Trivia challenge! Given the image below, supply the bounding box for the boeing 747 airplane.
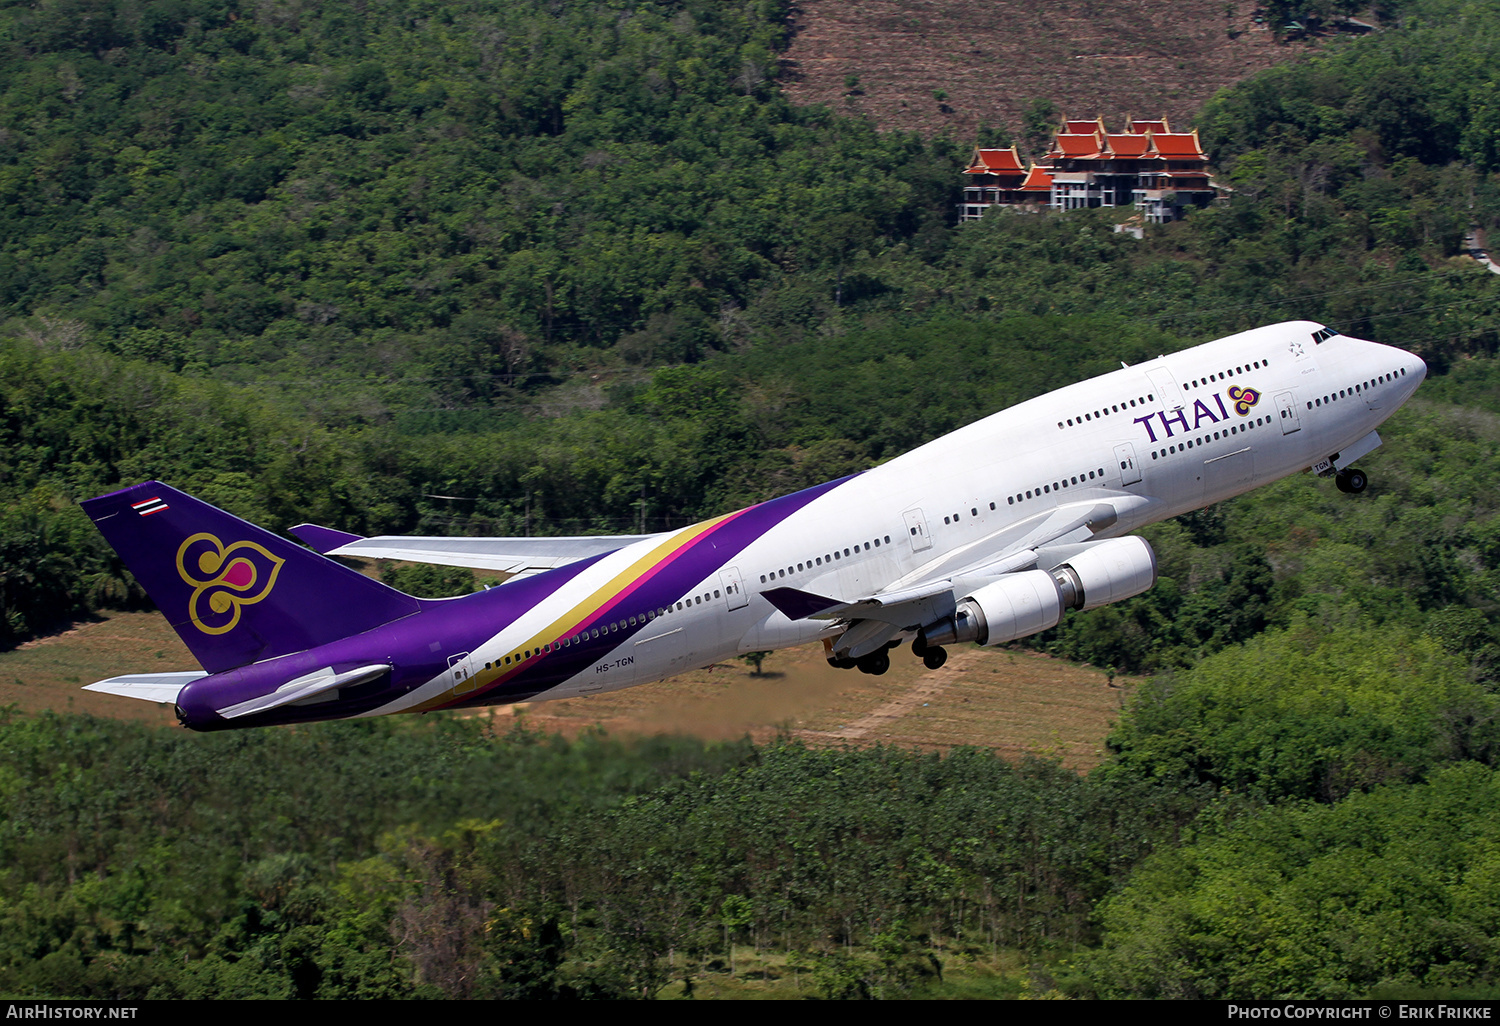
[80,321,1425,730]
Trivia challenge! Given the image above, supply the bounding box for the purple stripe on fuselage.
[442,473,860,708]
[180,473,859,728]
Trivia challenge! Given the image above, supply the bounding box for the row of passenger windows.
[759,536,893,584]
[1058,395,1154,430]
[944,504,995,524]
[1307,368,1408,410]
[1054,354,1274,432]
[1183,358,1269,390]
[483,586,732,672]
[1007,467,1108,505]
[1149,416,1268,459]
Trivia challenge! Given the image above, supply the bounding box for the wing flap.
[760,587,847,620]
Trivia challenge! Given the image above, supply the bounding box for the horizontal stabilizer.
[217,663,391,720]
[84,671,207,704]
[288,523,364,554]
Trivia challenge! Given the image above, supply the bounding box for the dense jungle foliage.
[5,0,1500,1000]
[0,713,1201,998]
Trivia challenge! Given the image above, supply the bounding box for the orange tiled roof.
[1061,116,1106,136]
[1105,133,1151,158]
[1126,118,1171,134]
[1020,165,1054,191]
[963,146,1026,175]
[1152,131,1206,159]
[1050,134,1104,159]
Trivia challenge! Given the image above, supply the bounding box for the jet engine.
[918,536,1157,649]
[1049,535,1157,611]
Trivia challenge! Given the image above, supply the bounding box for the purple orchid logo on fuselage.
[1132,385,1261,443]
[175,532,285,635]
[1227,385,1261,415]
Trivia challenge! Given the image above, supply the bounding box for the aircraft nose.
[1410,353,1428,383]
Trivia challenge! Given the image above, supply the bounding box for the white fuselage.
[377,321,1425,714]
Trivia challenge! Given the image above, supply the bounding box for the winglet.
[289,523,365,554]
[760,586,846,621]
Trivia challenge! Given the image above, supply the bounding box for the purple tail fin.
[82,482,421,673]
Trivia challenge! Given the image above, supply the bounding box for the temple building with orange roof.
[958,145,1053,219]
[960,116,1224,225]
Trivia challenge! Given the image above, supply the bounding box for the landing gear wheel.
[830,657,858,670]
[922,646,948,671]
[857,651,891,676]
[1336,467,1369,494]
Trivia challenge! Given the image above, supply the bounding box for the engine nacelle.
[920,569,1064,648]
[1051,536,1157,611]
[917,537,1158,649]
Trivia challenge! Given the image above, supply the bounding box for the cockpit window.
[1311,326,1341,344]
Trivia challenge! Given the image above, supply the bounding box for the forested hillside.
[4,0,1500,1000]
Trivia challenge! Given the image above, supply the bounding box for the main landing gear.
[920,645,948,670]
[1335,467,1369,494]
[848,643,948,674]
[833,638,945,675]
[911,634,948,671]
[848,643,947,674]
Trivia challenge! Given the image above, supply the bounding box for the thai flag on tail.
[132,496,169,516]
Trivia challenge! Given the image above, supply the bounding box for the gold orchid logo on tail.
[176,533,285,634]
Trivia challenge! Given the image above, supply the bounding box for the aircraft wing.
[288,526,664,578]
[762,496,1157,625]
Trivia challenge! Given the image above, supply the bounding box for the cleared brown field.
[1,610,1132,770]
[783,0,1338,140]
[0,613,188,726]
